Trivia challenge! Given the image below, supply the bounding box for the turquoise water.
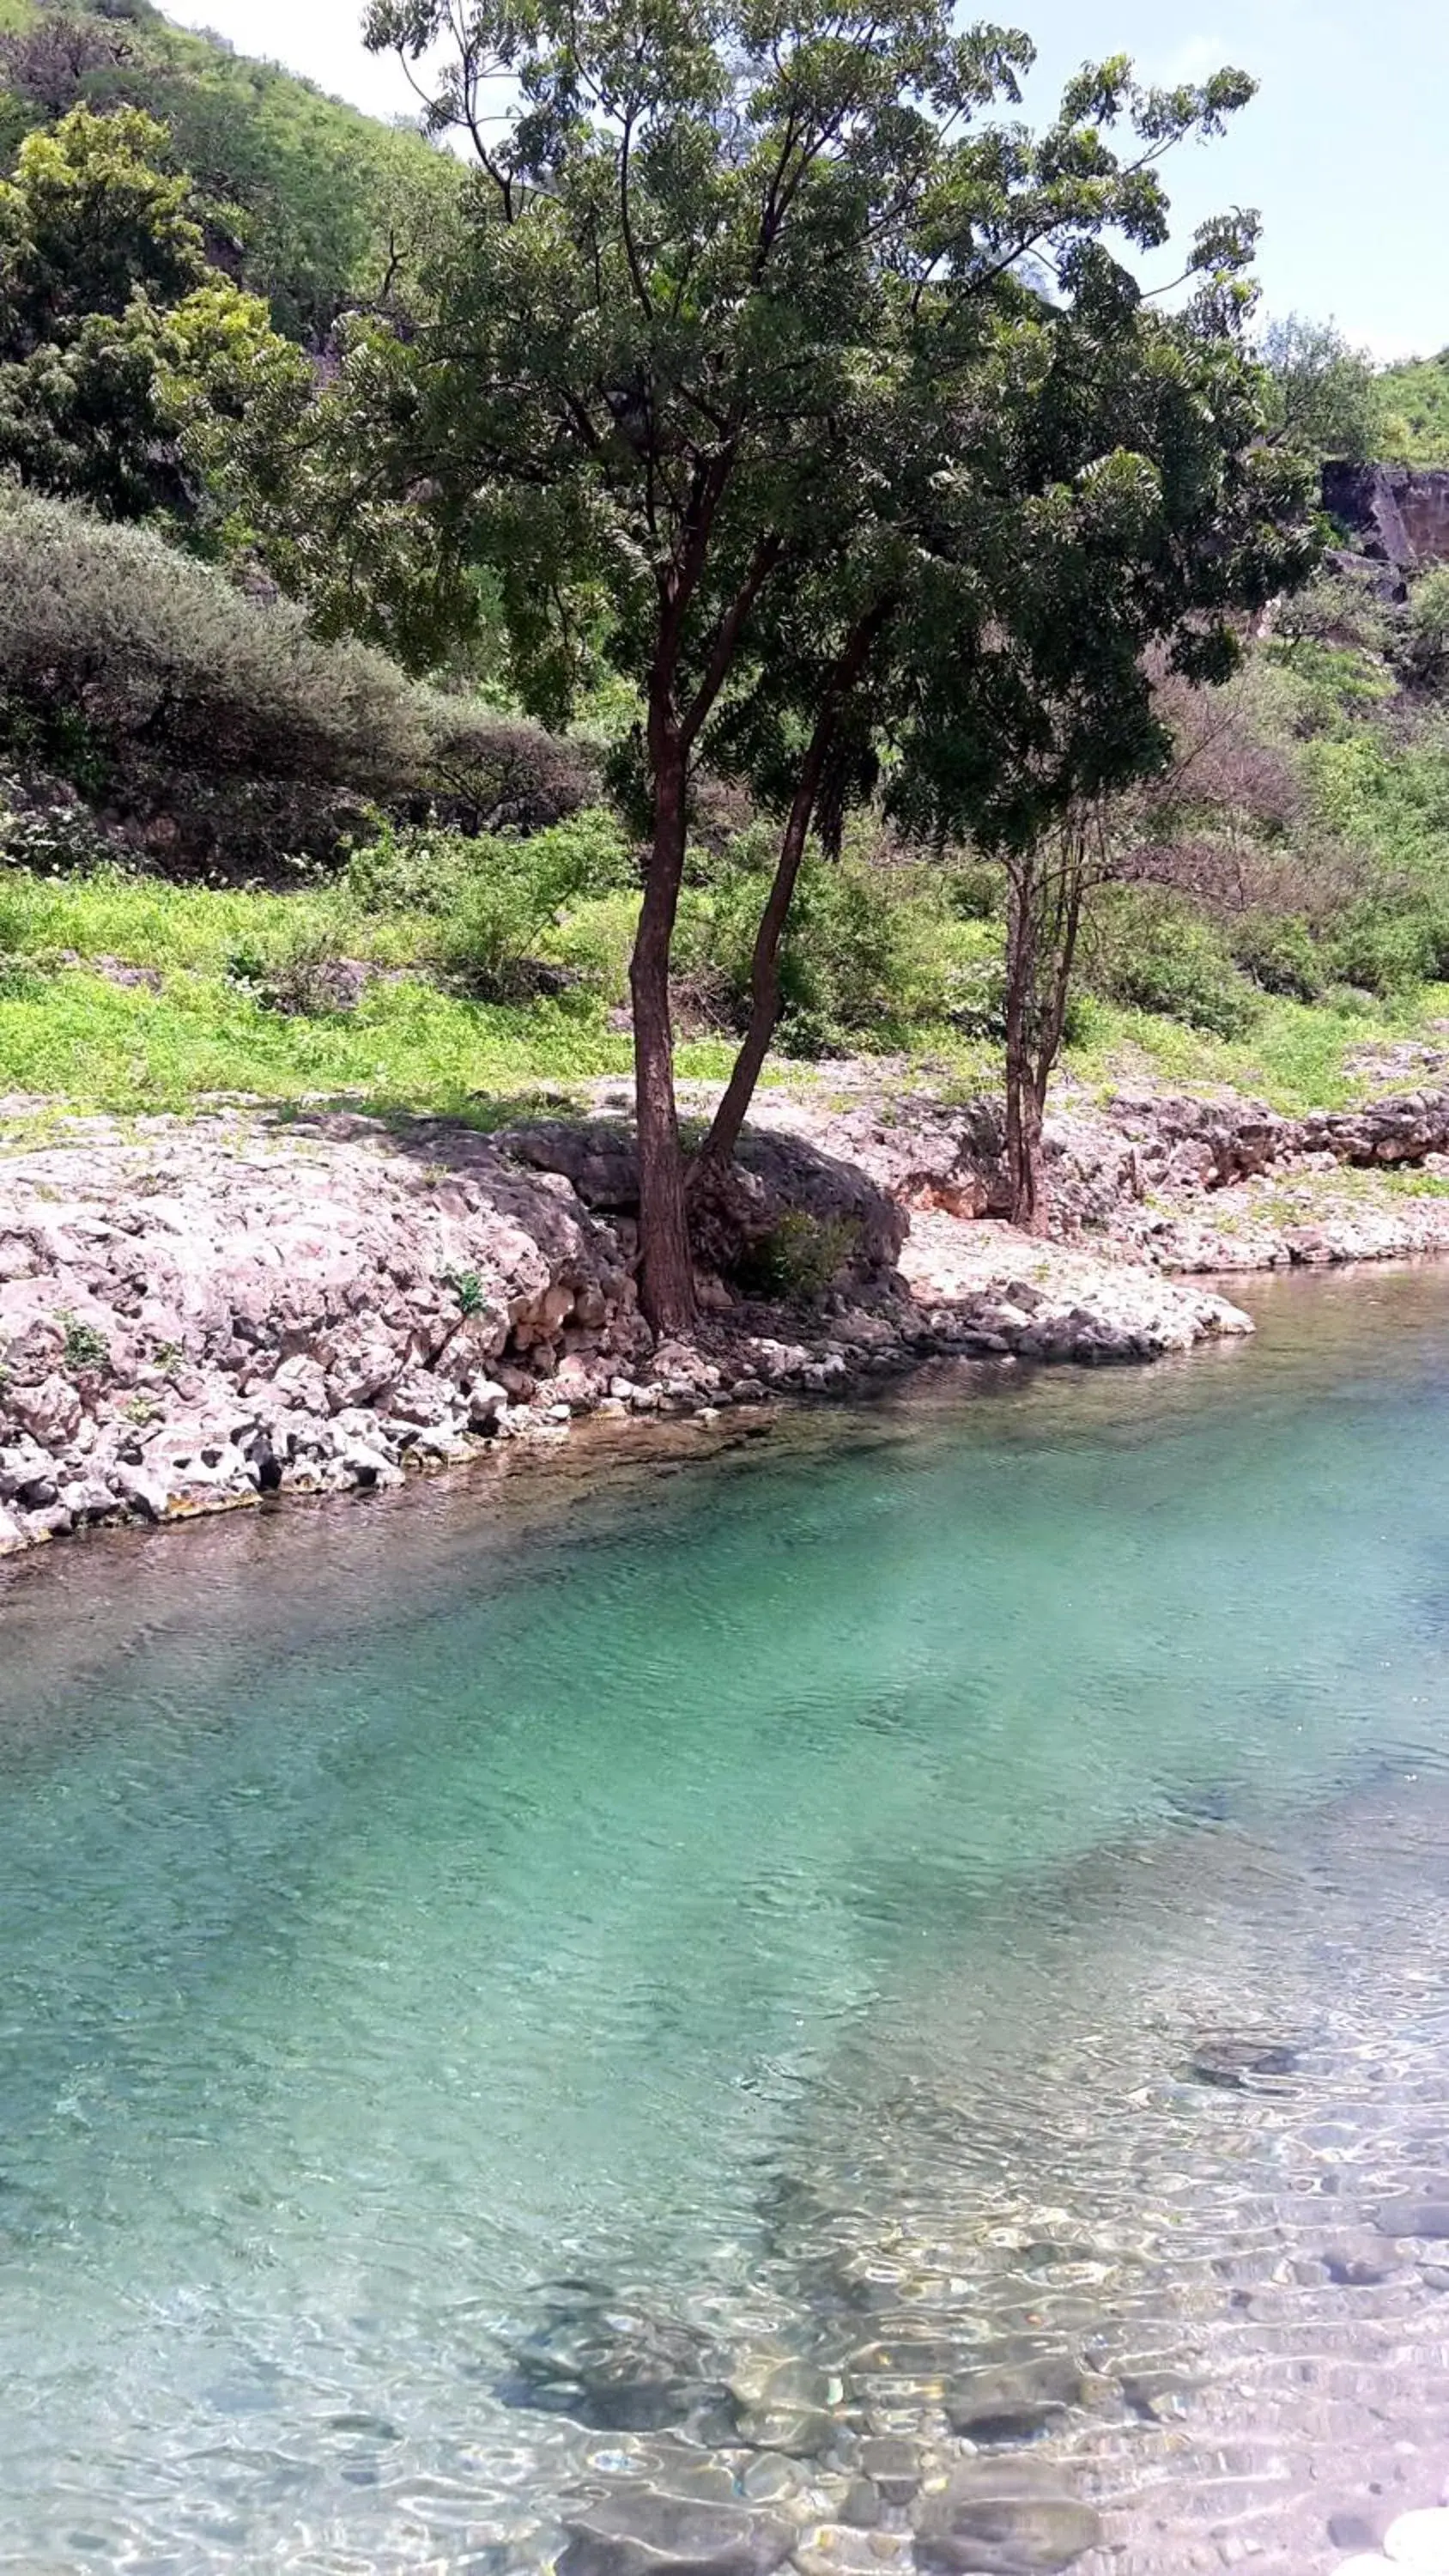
[6,1269,1449,2569]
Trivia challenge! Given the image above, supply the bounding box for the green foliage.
[734,1211,859,1303]
[0,101,318,522]
[677,841,958,1057]
[1397,568,1449,693]
[0,483,449,841]
[1374,351,1449,466]
[0,2,462,342]
[1228,911,1328,1000]
[1086,888,1259,1035]
[58,1307,109,1369]
[0,102,204,345]
[441,1265,486,1317]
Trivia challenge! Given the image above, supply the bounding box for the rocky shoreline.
[6,1062,1449,1558]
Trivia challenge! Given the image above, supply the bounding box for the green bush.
[1397,568,1449,693]
[346,809,633,920]
[1321,897,1448,995]
[1086,888,1259,1036]
[682,841,952,1054]
[0,489,597,871]
[0,484,430,787]
[1229,912,1329,1001]
[734,1210,859,1300]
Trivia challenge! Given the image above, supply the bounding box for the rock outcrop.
[1322,460,1449,582]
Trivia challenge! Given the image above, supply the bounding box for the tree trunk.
[1003,858,1046,1230]
[1003,828,1088,1233]
[694,769,816,1177]
[693,605,890,1178]
[631,742,696,1336]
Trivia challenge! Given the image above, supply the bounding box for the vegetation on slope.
[0,0,458,339]
[1375,355,1449,468]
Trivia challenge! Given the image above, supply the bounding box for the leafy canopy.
[349,0,1265,733]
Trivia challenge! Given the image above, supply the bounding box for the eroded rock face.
[1322,462,1449,577]
[0,1110,651,1554]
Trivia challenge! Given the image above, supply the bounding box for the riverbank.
[7,1057,1449,1557]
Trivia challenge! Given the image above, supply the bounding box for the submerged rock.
[857,2436,923,2504]
[1375,2196,1449,2241]
[944,2354,1085,2442]
[557,2490,794,2576]
[913,2462,1102,2573]
[730,2354,840,2457]
[1185,2033,1300,2087]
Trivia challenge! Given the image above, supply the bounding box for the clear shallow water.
[7,1270,1449,2570]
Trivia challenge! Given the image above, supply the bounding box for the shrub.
[1229,912,1329,1001]
[343,818,477,918]
[1085,888,1259,1036]
[421,698,597,832]
[1397,568,1449,694]
[1322,897,1449,995]
[734,1211,859,1300]
[683,840,952,1054]
[0,484,431,788]
[0,488,603,871]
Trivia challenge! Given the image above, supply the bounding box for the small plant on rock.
[736,1212,859,1303]
[441,1267,485,1318]
[59,1311,110,1372]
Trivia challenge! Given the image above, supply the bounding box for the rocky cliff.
[1322,460,1449,582]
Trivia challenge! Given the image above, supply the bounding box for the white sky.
[175,0,1446,362]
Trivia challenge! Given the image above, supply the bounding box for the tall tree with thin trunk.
[357,0,1270,1330]
[886,274,1318,1224]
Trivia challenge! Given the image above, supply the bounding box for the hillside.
[0,0,458,338]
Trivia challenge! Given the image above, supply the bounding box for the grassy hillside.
[0,0,458,338]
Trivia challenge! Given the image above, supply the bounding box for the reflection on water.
[4,1265,1449,2571]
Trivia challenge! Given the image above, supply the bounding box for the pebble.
[1385,2511,1449,2569]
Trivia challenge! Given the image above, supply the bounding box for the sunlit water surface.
[7,1268,1449,2572]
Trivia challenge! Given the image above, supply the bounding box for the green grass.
[0,862,436,973]
[3,859,1448,1123]
[897,987,1449,1116]
[0,963,750,1116]
[1061,991,1449,1112]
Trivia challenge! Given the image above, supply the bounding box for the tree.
[1259,313,1378,464]
[0,103,312,524]
[358,0,1294,1329]
[0,104,205,350]
[888,307,1316,1221]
